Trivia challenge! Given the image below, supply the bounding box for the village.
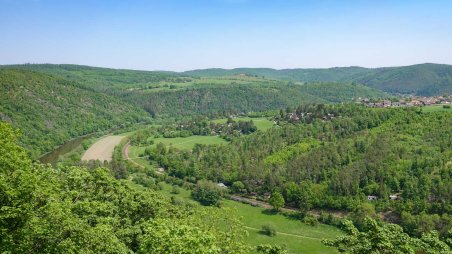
[357,95,452,108]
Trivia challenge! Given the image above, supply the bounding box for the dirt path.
[122,141,145,169]
[82,136,124,161]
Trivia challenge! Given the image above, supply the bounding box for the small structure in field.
[367,195,378,201]
[217,183,227,188]
[389,194,400,200]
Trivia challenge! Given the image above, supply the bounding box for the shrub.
[260,224,277,237]
[157,181,165,190]
[303,215,319,226]
[171,185,181,194]
[231,181,245,193]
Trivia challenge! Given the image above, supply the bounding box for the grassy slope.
[211,117,275,131]
[158,182,340,254]
[0,69,148,158]
[421,104,452,112]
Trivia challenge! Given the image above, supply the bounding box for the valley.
[1,63,451,254]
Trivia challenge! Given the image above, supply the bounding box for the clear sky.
[1,0,452,71]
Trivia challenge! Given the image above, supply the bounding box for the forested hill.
[1,64,388,117]
[0,69,149,158]
[185,63,452,96]
[1,64,183,92]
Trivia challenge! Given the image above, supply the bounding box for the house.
[217,183,227,188]
[389,194,400,200]
[367,195,378,201]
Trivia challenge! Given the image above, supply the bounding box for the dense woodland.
[0,122,253,253]
[145,104,452,238]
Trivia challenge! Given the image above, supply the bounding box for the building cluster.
[357,95,451,108]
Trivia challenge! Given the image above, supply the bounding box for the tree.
[192,180,222,206]
[232,181,246,193]
[323,218,415,254]
[269,191,285,211]
[256,244,290,254]
[413,230,451,254]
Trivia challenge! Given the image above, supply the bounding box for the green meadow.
[158,182,340,254]
[422,104,451,112]
[211,117,274,131]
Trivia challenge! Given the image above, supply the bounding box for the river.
[39,134,92,165]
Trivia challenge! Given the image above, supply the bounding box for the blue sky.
[1,0,452,71]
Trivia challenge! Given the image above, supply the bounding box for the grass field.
[151,135,228,150]
[422,105,451,113]
[127,136,228,167]
[157,183,340,254]
[211,117,274,131]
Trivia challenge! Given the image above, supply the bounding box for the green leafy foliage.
[147,104,452,237]
[323,218,415,253]
[0,122,250,253]
[192,180,224,206]
[269,191,285,211]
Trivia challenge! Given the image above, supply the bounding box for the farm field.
[211,117,274,131]
[81,135,125,161]
[157,182,340,254]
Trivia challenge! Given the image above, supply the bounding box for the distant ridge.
[184,63,452,96]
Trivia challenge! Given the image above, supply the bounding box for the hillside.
[1,64,388,117]
[120,82,387,117]
[1,64,185,92]
[146,104,452,238]
[185,66,371,82]
[0,69,148,158]
[351,63,452,95]
[185,63,452,96]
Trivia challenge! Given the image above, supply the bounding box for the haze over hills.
[185,63,452,96]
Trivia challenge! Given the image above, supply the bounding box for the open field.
[126,135,227,167]
[422,104,452,112]
[151,135,228,150]
[81,135,124,161]
[157,182,340,254]
[126,145,152,168]
[211,117,274,131]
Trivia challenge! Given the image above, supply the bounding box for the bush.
[303,215,318,226]
[171,185,181,194]
[231,181,245,193]
[132,173,155,188]
[260,224,277,237]
[443,105,451,109]
[157,181,165,190]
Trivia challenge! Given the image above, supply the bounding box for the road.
[81,136,124,161]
